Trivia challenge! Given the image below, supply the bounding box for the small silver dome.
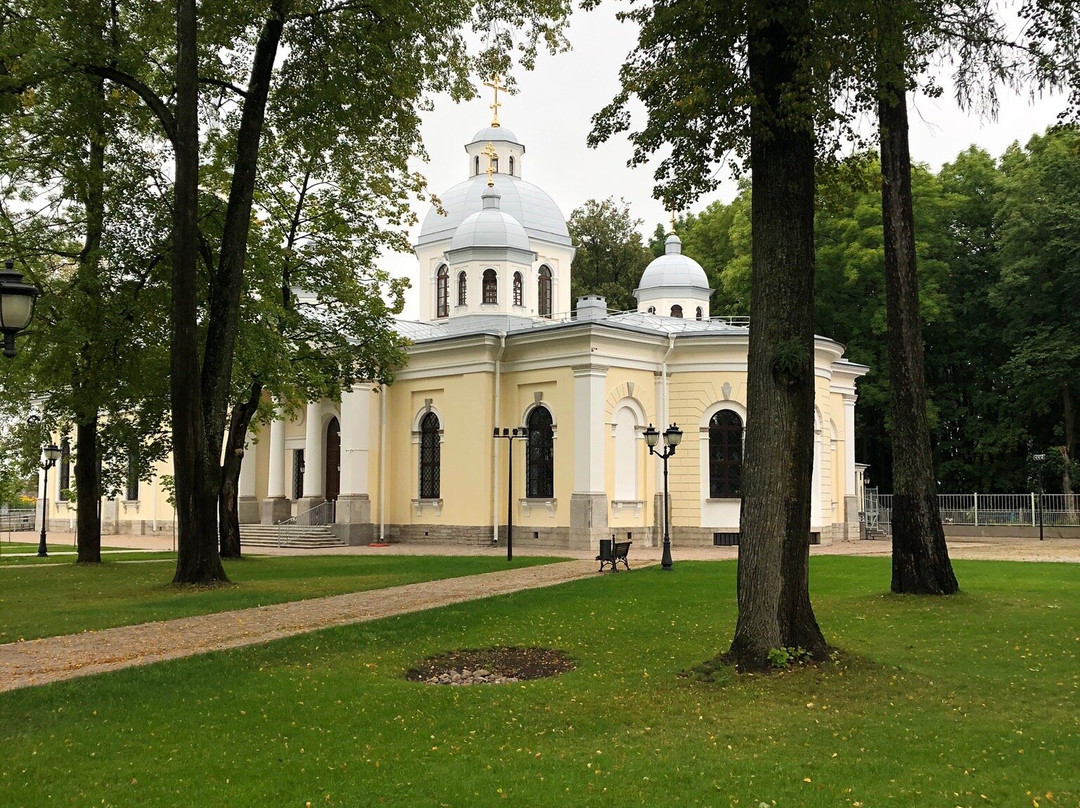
[469,125,521,145]
[449,190,531,252]
[637,234,709,290]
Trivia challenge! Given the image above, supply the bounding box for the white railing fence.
[869,492,1080,530]
[0,509,36,532]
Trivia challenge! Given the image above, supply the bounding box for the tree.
[568,197,653,311]
[0,0,172,563]
[591,0,836,668]
[993,128,1080,508]
[3,0,574,582]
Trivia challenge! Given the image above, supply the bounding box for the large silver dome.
[637,234,709,290]
[418,174,571,247]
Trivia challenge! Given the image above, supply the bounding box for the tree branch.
[83,65,177,145]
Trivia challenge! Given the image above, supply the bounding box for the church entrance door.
[325,417,340,503]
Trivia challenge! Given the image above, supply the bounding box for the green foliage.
[766,645,813,668]
[567,198,653,312]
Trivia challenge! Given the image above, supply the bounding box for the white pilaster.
[238,432,257,498]
[572,365,608,493]
[303,400,325,498]
[843,393,858,496]
[339,386,372,496]
[267,416,286,498]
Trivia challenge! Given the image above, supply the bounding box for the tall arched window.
[513,272,523,306]
[538,265,553,318]
[474,156,480,176]
[482,268,498,304]
[436,265,449,318]
[419,412,441,499]
[709,410,743,498]
[58,438,71,501]
[457,271,467,306]
[492,157,499,173]
[526,407,554,498]
[695,307,703,320]
[670,304,683,318]
[508,156,515,175]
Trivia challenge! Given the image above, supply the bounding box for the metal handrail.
[273,500,335,546]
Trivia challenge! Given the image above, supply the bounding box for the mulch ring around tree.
[406,646,575,686]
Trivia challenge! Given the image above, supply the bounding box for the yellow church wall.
[499,365,575,529]
[603,369,660,534]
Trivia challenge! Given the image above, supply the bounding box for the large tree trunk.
[172,0,225,584]
[74,412,101,563]
[199,11,284,531]
[727,0,826,670]
[219,379,263,558]
[878,70,958,595]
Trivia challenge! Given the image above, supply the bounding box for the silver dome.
[637,234,709,290]
[450,190,531,252]
[469,125,521,145]
[418,174,571,247]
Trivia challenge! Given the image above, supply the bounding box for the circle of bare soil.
[405,646,575,684]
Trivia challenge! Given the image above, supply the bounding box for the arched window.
[126,442,139,501]
[58,438,71,501]
[474,156,480,176]
[436,265,449,318]
[709,410,743,498]
[670,304,683,318]
[538,265,553,318]
[482,268,498,304]
[647,306,656,314]
[457,271,467,306]
[513,272,523,306]
[419,412,441,499]
[492,157,499,173]
[508,156,515,175]
[526,407,554,498]
[696,307,703,321]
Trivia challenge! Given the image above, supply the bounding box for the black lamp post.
[644,422,683,570]
[493,427,528,561]
[0,259,40,358]
[37,442,62,557]
[1033,453,1047,542]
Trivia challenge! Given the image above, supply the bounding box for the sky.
[384,5,1067,320]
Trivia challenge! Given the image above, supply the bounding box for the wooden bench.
[597,538,632,572]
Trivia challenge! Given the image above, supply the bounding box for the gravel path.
[0,559,599,693]
[2,536,1077,694]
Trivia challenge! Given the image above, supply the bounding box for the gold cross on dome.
[670,209,678,235]
[483,142,498,187]
[483,75,505,127]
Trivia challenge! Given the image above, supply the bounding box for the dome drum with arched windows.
[635,234,712,319]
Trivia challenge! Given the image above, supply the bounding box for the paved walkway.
[1,532,1077,693]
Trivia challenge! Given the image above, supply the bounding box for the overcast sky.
[385,5,1066,319]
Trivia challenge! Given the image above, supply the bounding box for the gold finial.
[669,209,678,235]
[483,142,498,187]
[483,75,505,127]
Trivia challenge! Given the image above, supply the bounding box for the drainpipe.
[492,332,507,543]
[661,333,676,429]
[379,386,387,542]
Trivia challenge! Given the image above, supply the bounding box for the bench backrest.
[613,541,631,556]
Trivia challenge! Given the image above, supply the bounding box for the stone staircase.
[239,523,346,549]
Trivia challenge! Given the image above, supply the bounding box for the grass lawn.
[0,554,559,642]
[1,556,1077,807]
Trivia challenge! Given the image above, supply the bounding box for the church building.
[42,108,869,550]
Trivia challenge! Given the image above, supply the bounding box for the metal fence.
[868,492,1080,530]
[0,509,36,532]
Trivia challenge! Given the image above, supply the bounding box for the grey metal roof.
[392,310,750,344]
[449,192,532,252]
[418,174,571,247]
